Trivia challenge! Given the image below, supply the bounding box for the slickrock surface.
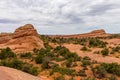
[0,66,42,80]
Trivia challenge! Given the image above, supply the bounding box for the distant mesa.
[0,24,44,53]
[90,29,106,34]
[49,29,109,38]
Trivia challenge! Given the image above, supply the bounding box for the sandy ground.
[63,43,120,64]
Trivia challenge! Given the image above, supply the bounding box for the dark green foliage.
[89,38,107,48]
[101,48,109,56]
[83,56,91,60]
[54,46,81,62]
[41,56,51,69]
[55,75,65,80]
[1,58,23,70]
[0,58,39,76]
[22,64,39,76]
[101,63,120,76]
[81,57,91,67]
[35,54,44,64]
[111,46,120,54]
[30,67,39,76]
[0,47,16,59]
[52,66,75,75]
[77,70,87,76]
[92,65,107,78]
[81,46,88,51]
[20,52,32,58]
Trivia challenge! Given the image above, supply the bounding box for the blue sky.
[0,0,120,34]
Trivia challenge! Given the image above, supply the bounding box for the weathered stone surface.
[0,24,44,53]
[13,24,38,39]
[0,66,42,80]
[90,29,106,35]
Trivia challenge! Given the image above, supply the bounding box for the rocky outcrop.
[0,66,42,80]
[0,24,44,53]
[13,24,38,39]
[0,33,12,44]
[50,29,109,38]
[90,29,106,35]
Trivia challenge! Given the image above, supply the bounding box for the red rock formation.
[13,24,38,39]
[0,24,44,53]
[50,29,109,38]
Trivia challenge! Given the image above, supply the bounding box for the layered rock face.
[13,24,38,39]
[0,24,44,53]
[90,29,106,35]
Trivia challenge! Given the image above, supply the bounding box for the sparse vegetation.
[101,48,109,56]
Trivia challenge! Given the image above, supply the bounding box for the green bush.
[101,63,120,76]
[81,46,91,51]
[1,58,23,70]
[81,60,91,67]
[55,75,65,80]
[92,65,107,78]
[30,67,39,76]
[77,70,87,76]
[20,52,32,58]
[52,67,75,75]
[101,48,109,56]
[35,54,44,64]
[0,47,16,59]
[89,38,107,48]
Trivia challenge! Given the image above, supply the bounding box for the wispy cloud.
[0,0,120,34]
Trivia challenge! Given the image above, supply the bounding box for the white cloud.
[0,0,120,34]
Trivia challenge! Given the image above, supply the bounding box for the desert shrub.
[89,38,107,48]
[1,58,23,70]
[35,54,44,64]
[54,46,80,62]
[52,67,75,75]
[81,59,91,67]
[22,64,39,76]
[42,60,49,69]
[20,52,32,58]
[54,75,65,80]
[81,46,90,51]
[72,62,77,67]
[77,70,87,76]
[108,75,117,80]
[92,65,107,78]
[30,67,39,76]
[0,47,16,59]
[65,60,72,68]
[111,46,120,54]
[83,56,91,60]
[101,48,109,56]
[101,63,120,76]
